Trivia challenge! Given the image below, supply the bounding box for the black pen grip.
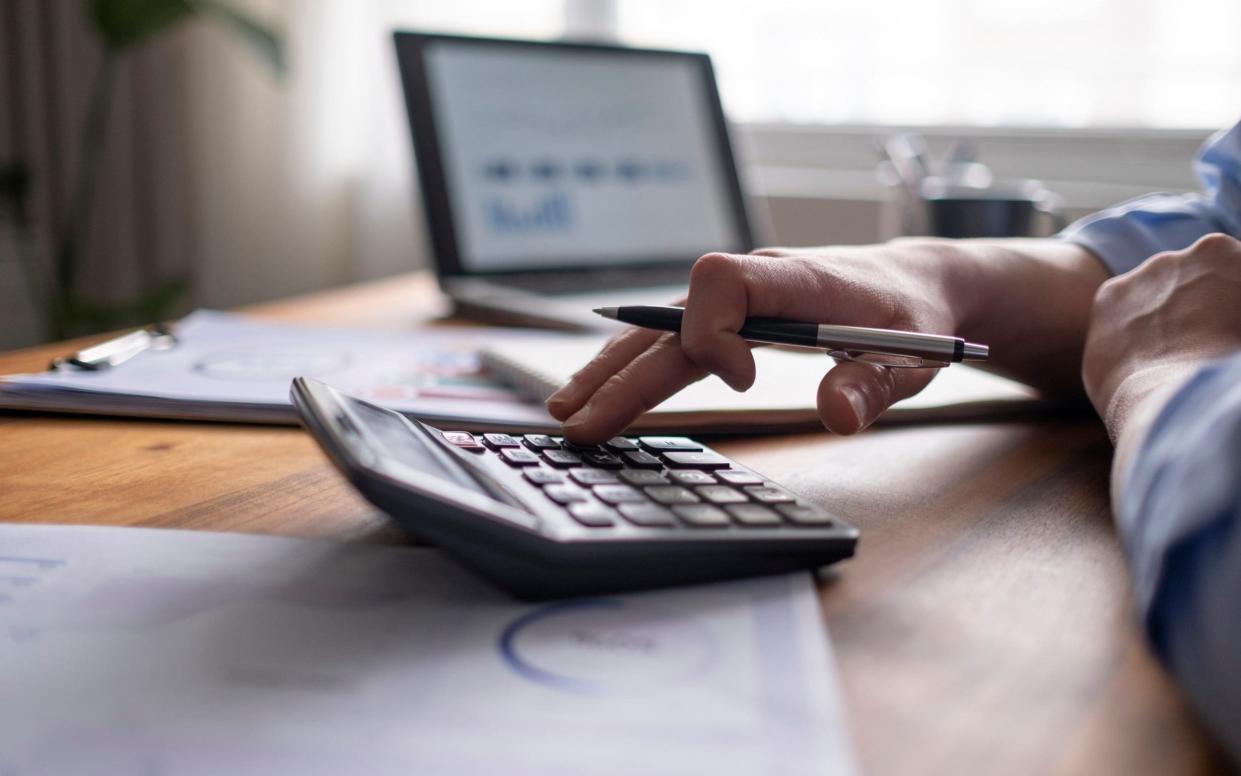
[738,317,818,347]
[614,307,818,347]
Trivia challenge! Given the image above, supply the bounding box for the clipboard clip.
[50,324,178,371]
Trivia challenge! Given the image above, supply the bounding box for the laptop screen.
[399,34,752,276]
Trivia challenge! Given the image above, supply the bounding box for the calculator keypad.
[500,448,541,466]
[694,485,749,505]
[662,451,731,470]
[620,450,663,469]
[643,486,701,505]
[667,470,715,486]
[673,504,730,527]
[726,504,783,526]
[619,470,669,486]
[541,449,583,468]
[523,469,565,485]
[569,468,619,485]
[474,433,841,534]
[618,503,677,527]
[568,502,617,527]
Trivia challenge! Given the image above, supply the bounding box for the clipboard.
[49,325,178,371]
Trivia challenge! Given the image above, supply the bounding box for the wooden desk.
[0,273,1225,775]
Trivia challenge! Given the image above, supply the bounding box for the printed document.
[0,525,856,775]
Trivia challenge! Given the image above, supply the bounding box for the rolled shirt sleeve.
[1118,352,1241,762]
[1060,120,1241,275]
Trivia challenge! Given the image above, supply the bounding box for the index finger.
[559,332,709,444]
[545,326,663,421]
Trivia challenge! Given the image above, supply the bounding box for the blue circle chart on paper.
[498,599,716,695]
[193,349,351,382]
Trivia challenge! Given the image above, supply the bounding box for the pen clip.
[826,350,949,369]
[50,324,178,371]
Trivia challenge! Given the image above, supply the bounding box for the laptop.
[393,32,756,330]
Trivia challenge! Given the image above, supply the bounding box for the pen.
[593,306,988,368]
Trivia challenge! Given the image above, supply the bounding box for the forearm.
[894,237,1110,397]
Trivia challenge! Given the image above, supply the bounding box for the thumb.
[817,361,939,434]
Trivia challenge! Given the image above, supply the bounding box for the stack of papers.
[0,524,857,775]
[0,309,1051,434]
[0,311,564,431]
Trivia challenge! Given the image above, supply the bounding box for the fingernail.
[839,385,869,431]
[546,385,581,417]
[547,383,577,406]
[564,405,592,429]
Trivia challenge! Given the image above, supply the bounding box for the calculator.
[292,378,857,598]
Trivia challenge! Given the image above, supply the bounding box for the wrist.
[883,237,981,333]
[1102,360,1201,444]
[1105,360,1202,506]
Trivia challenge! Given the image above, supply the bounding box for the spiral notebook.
[479,337,1054,435]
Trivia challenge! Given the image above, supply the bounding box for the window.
[617,0,1241,129]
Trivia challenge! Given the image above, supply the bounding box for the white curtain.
[183,0,419,310]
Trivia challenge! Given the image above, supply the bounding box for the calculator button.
[541,449,583,468]
[482,433,520,448]
[522,434,561,451]
[621,450,664,469]
[604,437,640,452]
[544,485,591,504]
[593,484,648,504]
[562,441,605,454]
[744,485,796,504]
[643,485,701,505]
[673,504,730,527]
[776,503,835,526]
[662,451,730,470]
[694,485,749,504]
[568,502,617,527]
[618,503,677,527]
[726,504,783,526]
[581,452,625,469]
[441,431,484,451]
[500,448,541,466]
[668,470,715,486]
[639,436,703,453]
[715,469,764,486]
[523,469,565,486]
[619,470,669,486]
[569,468,619,485]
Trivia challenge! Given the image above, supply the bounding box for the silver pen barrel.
[814,324,987,363]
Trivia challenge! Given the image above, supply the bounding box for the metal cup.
[920,177,1065,239]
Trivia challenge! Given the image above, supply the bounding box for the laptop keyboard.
[441,431,837,530]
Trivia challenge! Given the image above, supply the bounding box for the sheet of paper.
[482,335,1044,430]
[0,525,856,776]
[0,310,567,429]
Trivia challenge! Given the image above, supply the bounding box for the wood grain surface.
[0,273,1227,775]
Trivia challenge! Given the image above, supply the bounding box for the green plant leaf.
[88,0,194,51]
[190,0,286,76]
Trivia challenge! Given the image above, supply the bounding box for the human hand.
[547,243,964,444]
[1083,232,1241,443]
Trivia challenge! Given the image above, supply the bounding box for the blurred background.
[2,0,1239,348]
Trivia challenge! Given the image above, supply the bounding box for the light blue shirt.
[1062,119,1241,763]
